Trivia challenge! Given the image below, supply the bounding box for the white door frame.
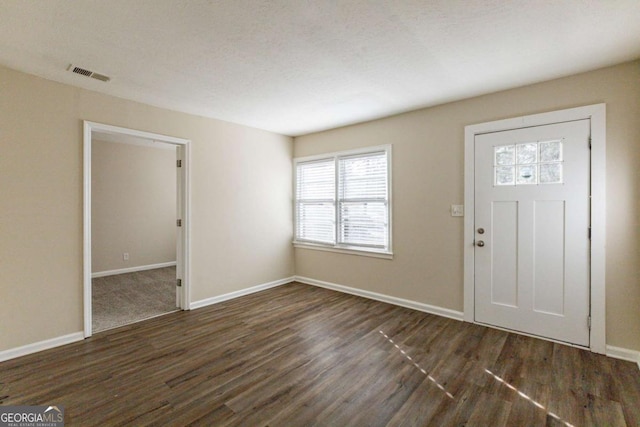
[83,121,192,338]
[463,104,606,353]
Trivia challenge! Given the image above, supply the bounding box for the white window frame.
[294,145,393,259]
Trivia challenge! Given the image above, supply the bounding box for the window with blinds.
[295,159,336,244]
[294,146,391,255]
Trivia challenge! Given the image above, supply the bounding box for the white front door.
[474,119,591,346]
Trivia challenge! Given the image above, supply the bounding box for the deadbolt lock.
[477,228,485,234]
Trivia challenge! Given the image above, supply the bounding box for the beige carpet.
[92,266,178,333]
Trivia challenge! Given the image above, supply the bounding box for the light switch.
[451,205,464,217]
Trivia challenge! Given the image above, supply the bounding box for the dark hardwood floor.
[1,282,638,426]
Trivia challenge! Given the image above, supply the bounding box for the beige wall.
[294,61,640,351]
[1,60,638,354]
[0,65,294,351]
[91,139,177,272]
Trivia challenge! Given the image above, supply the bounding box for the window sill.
[293,242,393,259]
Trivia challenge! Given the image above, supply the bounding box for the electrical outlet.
[123,252,129,261]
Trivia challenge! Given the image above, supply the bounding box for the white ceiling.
[1,1,639,136]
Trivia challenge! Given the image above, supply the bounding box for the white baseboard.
[2,276,293,362]
[5,279,635,371]
[294,276,464,321]
[607,345,640,369]
[0,332,84,363]
[190,276,295,310]
[92,261,177,278]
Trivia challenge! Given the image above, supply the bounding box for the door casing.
[83,121,192,338]
[463,104,606,353]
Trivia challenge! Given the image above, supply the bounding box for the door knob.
[476,240,485,247]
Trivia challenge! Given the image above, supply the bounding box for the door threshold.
[92,308,181,335]
[474,320,590,351]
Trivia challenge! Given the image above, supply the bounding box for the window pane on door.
[540,140,562,162]
[494,141,564,186]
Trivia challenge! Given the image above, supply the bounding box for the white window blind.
[338,152,388,248]
[294,146,391,255]
[295,159,335,244]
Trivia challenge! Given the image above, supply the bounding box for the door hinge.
[589,137,592,150]
[588,227,591,240]
[177,159,182,168]
[177,279,182,287]
[177,219,182,227]
[588,316,591,330]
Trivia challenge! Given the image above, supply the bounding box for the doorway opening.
[83,122,191,337]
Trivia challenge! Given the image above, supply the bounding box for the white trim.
[589,106,607,355]
[83,121,192,339]
[294,243,393,259]
[0,332,84,363]
[92,132,177,150]
[295,276,464,321]
[85,121,189,145]
[91,261,177,278]
[189,277,295,310]
[606,345,640,367]
[83,122,92,339]
[294,144,391,163]
[463,104,606,353]
[176,143,192,310]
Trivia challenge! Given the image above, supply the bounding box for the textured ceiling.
[1,1,639,136]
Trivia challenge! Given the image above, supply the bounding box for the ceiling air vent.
[67,64,111,82]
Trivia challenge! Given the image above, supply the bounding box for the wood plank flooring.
[1,282,638,426]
